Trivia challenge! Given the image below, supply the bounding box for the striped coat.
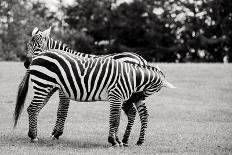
[14,50,175,146]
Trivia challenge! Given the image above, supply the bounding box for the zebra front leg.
[114,110,123,147]
[134,100,148,145]
[51,91,70,140]
[121,101,136,147]
[108,96,122,147]
[27,88,56,142]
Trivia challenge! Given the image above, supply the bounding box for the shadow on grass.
[0,134,109,149]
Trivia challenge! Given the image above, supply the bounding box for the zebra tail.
[14,70,30,128]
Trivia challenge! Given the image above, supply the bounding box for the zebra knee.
[128,105,136,116]
[143,107,149,118]
[144,109,149,122]
[122,102,136,116]
[27,105,33,115]
[137,103,149,119]
[27,105,39,117]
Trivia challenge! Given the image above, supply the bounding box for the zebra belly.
[35,69,111,102]
[30,54,113,102]
[63,86,109,102]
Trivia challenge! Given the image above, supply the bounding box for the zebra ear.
[32,27,39,36]
[41,27,51,37]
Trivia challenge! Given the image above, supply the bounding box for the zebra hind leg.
[51,91,70,140]
[121,101,136,147]
[134,100,148,145]
[27,87,57,142]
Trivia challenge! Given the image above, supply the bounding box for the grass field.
[0,62,232,154]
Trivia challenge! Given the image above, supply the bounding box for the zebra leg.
[51,91,70,140]
[107,95,122,147]
[114,110,123,147]
[134,100,148,145]
[27,87,56,142]
[121,101,137,147]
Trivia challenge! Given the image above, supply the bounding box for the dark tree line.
[0,0,231,62]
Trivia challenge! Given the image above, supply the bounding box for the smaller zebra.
[24,27,147,68]
[14,50,175,147]
[25,27,151,146]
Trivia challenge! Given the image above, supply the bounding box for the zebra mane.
[29,29,94,60]
[44,36,88,56]
[128,62,166,78]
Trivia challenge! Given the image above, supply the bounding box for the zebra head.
[154,65,176,89]
[143,65,176,96]
[27,27,51,58]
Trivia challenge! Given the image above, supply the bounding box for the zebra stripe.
[14,50,167,146]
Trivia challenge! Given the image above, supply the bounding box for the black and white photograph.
[0,0,231,154]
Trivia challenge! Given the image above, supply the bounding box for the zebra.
[14,49,175,147]
[24,27,147,68]
[25,27,151,146]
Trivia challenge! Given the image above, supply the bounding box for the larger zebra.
[14,50,175,147]
[24,27,151,145]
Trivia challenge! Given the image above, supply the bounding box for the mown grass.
[0,62,232,154]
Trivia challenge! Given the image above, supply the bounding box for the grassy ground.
[0,62,232,154]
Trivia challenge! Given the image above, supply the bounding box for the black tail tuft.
[14,71,30,128]
[24,57,32,69]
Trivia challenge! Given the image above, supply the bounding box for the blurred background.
[0,0,231,62]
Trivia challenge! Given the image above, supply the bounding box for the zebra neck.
[47,37,80,56]
[47,37,97,59]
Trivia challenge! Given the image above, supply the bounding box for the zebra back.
[30,50,164,100]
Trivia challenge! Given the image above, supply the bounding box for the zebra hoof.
[112,143,120,148]
[122,139,129,147]
[30,137,39,143]
[136,140,143,146]
[116,139,123,147]
[118,142,123,147]
[123,143,129,147]
[108,136,118,147]
[108,144,119,149]
[50,135,59,140]
[51,131,62,139]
